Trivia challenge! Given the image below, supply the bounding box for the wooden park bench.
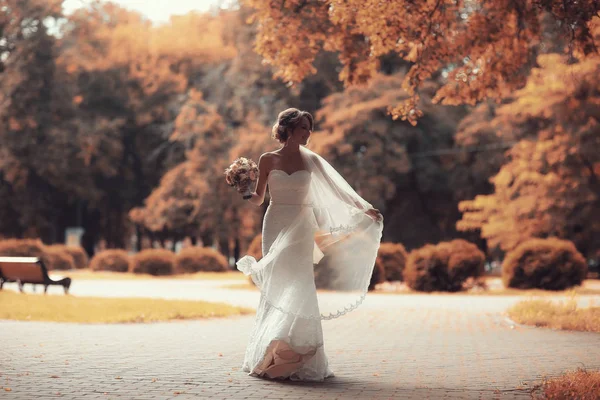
[0,257,72,294]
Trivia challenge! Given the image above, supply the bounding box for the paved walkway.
[1,280,600,399]
[7,277,598,312]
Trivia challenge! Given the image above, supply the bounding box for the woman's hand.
[365,208,383,222]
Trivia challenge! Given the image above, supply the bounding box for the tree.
[129,161,209,242]
[130,89,246,259]
[199,6,343,127]
[0,1,238,248]
[0,0,70,241]
[310,72,474,249]
[53,3,237,249]
[244,0,599,124]
[458,52,600,257]
[130,89,227,238]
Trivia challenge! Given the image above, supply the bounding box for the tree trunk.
[234,237,241,260]
[135,225,142,252]
[219,237,230,260]
[200,232,213,247]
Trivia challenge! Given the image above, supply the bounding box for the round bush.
[0,238,46,258]
[502,237,587,290]
[376,242,408,282]
[175,247,228,273]
[89,249,131,272]
[313,231,383,292]
[403,239,485,292]
[131,249,175,276]
[315,252,384,291]
[48,245,88,269]
[43,246,76,271]
[442,239,485,283]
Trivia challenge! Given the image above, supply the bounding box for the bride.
[236,108,383,381]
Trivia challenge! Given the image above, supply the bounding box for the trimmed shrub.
[403,239,485,292]
[43,246,76,270]
[315,252,384,291]
[314,231,384,292]
[313,253,334,290]
[442,239,486,283]
[502,237,587,290]
[0,238,46,258]
[89,249,131,272]
[0,239,83,270]
[376,242,408,282]
[131,249,175,276]
[48,245,88,269]
[175,247,228,273]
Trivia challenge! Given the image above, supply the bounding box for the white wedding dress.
[241,169,335,381]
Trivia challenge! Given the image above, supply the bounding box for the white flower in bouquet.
[224,157,259,197]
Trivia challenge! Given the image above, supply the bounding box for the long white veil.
[236,145,384,320]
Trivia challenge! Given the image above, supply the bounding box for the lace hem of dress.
[236,255,368,320]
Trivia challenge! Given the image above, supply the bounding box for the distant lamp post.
[65,227,85,247]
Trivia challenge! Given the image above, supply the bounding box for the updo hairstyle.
[271,108,314,143]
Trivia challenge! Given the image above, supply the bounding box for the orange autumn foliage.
[174,247,229,274]
[458,51,600,257]
[89,249,131,273]
[244,0,599,124]
[403,239,485,292]
[131,249,175,276]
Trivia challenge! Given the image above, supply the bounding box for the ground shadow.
[248,375,535,399]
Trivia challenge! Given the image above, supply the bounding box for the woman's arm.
[243,153,271,206]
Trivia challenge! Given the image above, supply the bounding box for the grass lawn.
[370,278,600,296]
[507,297,600,333]
[51,269,247,281]
[221,281,258,290]
[0,290,254,324]
[531,368,600,400]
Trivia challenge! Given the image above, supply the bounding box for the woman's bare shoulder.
[258,152,278,167]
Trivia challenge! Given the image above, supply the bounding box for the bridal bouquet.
[224,157,258,198]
